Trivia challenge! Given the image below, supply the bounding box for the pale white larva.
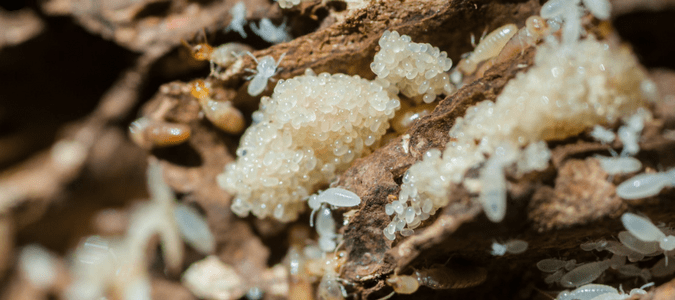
[491,239,528,256]
[556,282,653,300]
[615,170,674,200]
[650,256,675,277]
[537,258,577,273]
[315,206,338,252]
[174,203,216,254]
[616,264,651,281]
[621,213,665,243]
[595,156,642,175]
[225,2,247,38]
[558,260,611,288]
[316,187,362,208]
[245,52,286,96]
[479,143,517,223]
[589,125,615,144]
[308,187,361,227]
[621,212,675,252]
[250,18,292,44]
[458,24,518,74]
[617,231,659,255]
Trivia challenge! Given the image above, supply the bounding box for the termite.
[386,263,487,294]
[129,117,191,149]
[190,80,246,134]
[457,24,519,74]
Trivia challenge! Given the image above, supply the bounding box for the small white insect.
[537,258,577,273]
[250,18,292,44]
[621,213,675,254]
[557,282,654,300]
[608,254,626,270]
[316,206,338,252]
[245,52,286,96]
[308,187,362,227]
[601,240,644,262]
[595,156,642,175]
[580,239,608,252]
[317,255,349,300]
[458,24,518,74]
[616,264,651,281]
[491,239,528,256]
[617,231,659,255]
[559,260,611,288]
[650,255,675,277]
[173,203,216,254]
[541,0,608,44]
[545,269,566,284]
[616,168,675,199]
[479,143,517,223]
[225,2,248,38]
[590,125,616,144]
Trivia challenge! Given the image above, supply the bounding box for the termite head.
[190,79,211,100]
[526,16,549,37]
[181,37,213,61]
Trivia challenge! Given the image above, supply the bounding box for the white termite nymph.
[491,239,528,256]
[581,239,608,252]
[590,125,616,144]
[617,231,659,255]
[537,258,577,273]
[616,169,675,200]
[225,1,247,38]
[250,18,292,44]
[173,203,216,254]
[559,260,611,288]
[595,156,642,175]
[308,188,362,227]
[245,52,286,96]
[621,212,675,253]
[479,143,517,223]
[650,255,675,277]
[457,24,518,74]
[616,264,651,281]
[315,206,338,252]
[556,282,654,300]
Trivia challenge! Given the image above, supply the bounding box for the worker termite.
[556,282,654,300]
[390,101,435,134]
[621,213,675,261]
[559,260,611,288]
[456,24,519,74]
[245,52,286,96]
[190,80,246,134]
[386,263,487,295]
[474,16,550,78]
[491,239,528,256]
[182,37,252,76]
[129,117,191,149]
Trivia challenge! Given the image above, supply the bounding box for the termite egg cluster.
[386,30,653,240]
[371,30,455,104]
[218,69,399,221]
